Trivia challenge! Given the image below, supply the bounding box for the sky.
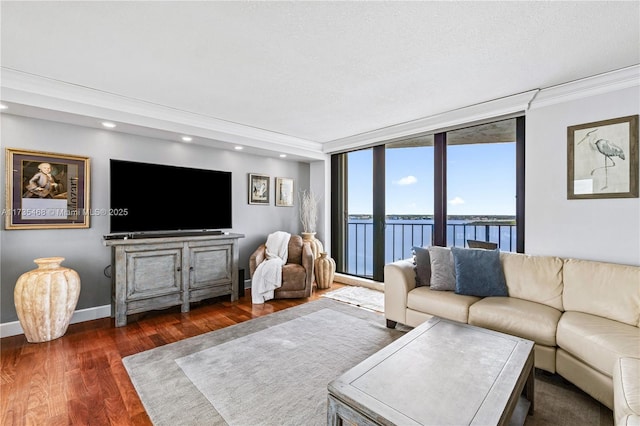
[347,142,516,216]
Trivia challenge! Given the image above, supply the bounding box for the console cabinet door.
[188,244,232,301]
[107,234,243,326]
[125,247,183,313]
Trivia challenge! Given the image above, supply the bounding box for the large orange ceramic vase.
[14,257,81,343]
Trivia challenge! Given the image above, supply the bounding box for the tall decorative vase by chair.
[315,252,336,289]
[14,257,81,343]
[301,232,323,259]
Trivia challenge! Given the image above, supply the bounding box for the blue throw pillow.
[451,247,508,297]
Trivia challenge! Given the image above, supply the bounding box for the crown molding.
[4,65,636,159]
[323,66,640,154]
[530,64,640,110]
[323,90,539,154]
[0,68,326,160]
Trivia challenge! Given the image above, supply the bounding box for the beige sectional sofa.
[384,250,640,410]
[613,357,640,425]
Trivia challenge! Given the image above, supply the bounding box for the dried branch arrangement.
[298,190,318,233]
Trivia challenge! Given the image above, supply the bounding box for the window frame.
[331,116,525,280]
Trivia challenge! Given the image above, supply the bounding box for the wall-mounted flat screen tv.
[109,159,232,234]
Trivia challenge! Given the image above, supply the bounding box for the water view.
[347,214,516,277]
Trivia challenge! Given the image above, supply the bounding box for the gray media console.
[104,233,244,327]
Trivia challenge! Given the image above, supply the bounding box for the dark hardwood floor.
[1,284,346,425]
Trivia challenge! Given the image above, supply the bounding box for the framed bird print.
[567,115,638,199]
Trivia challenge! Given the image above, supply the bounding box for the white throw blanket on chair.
[251,231,291,304]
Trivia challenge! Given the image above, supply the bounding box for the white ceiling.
[1,1,639,159]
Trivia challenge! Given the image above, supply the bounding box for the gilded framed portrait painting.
[5,148,90,229]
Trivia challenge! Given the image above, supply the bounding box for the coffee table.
[327,317,535,425]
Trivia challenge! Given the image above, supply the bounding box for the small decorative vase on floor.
[315,252,336,289]
[301,232,324,259]
[14,257,81,343]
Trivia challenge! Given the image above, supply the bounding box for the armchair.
[249,234,315,299]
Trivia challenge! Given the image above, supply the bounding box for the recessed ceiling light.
[101,121,117,128]
[279,154,287,158]
[0,104,7,110]
[234,146,243,150]
[181,136,193,142]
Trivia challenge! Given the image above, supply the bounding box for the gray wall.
[1,114,311,322]
[526,86,639,265]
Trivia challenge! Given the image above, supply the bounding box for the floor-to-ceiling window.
[346,149,373,277]
[446,120,517,250]
[332,116,524,280]
[385,136,435,264]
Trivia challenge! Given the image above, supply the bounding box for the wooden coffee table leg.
[525,366,535,415]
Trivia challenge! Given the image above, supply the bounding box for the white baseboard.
[334,273,384,292]
[0,304,112,338]
[3,279,264,338]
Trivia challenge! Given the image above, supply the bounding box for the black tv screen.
[109,159,232,234]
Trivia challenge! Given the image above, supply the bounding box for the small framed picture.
[275,177,294,207]
[567,115,638,199]
[5,148,91,229]
[248,173,270,205]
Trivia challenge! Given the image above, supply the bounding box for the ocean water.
[347,218,516,277]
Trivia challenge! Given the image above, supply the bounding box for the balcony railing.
[347,220,516,278]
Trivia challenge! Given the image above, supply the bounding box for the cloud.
[394,175,417,185]
[449,196,465,205]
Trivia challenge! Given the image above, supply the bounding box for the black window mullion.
[331,153,347,272]
[433,132,447,246]
[516,116,525,253]
[372,145,385,282]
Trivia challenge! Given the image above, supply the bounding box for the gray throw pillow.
[412,246,431,287]
[427,246,456,291]
[451,247,508,297]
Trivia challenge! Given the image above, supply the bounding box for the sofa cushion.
[452,247,508,297]
[428,246,456,291]
[563,259,640,327]
[613,357,640,426]
[557,311,640,377]
[469,297,562,346]
[500,252,564,311]
[407,286,480,324]
[412,246,431,287]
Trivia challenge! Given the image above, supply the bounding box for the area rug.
[122,298,403,426]
[321,285,384,313]
[526,372,612,426]
[123,298,613,426]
